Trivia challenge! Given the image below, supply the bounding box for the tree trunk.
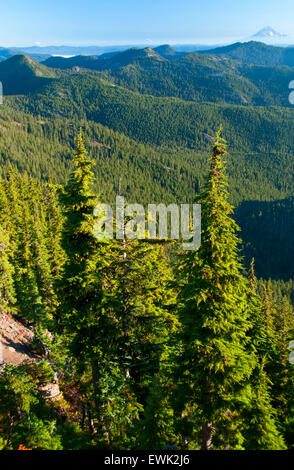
[7,414,13,447]
[81,403,85,430]
[91,359,102,419]
[87,408,97,434]
[201,421,213,450]
[91,359,100,396]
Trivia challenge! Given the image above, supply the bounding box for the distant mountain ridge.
[3,43,294,108]
[102,47,166,69]
[200,41,294,66]
[43,54,100,71]
[1,38,293,66]
[43,47,166,71]
[42,41,294,71]
[13,43,218,56]
[152,45,186,59]
[0,55,56,94]
[0,47,50,63]
[15,45,140,57]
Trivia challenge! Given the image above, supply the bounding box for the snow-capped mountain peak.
[252,26,287,39]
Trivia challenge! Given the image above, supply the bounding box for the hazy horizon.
[1,0,294,48]
[4,35,294,51]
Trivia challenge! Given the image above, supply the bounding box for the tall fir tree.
[0,226,15,315]
[5,172,52,326]
[260,283,294,447]
[242,263,286,449]
[176,130,272,449]
[57,132,121,442]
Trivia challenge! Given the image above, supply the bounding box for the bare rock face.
[39,372,62,401]
[0,312,35,366]
[0,312,61,401]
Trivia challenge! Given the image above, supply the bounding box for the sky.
[1,0,294,47]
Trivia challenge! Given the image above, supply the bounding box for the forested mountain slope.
[0,55,56,94]
[42,47,294,106]
[1,137,292,450]
[201,41,294,66]
[6,71,294,150]
[0,54,293,279]
[0,41,294,450]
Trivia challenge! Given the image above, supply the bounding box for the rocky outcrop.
[0,312,61,400]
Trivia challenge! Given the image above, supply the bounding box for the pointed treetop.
[249,258,257,287]
[76,129,86,154]
[213,126,227,156]
[70,131,95,190]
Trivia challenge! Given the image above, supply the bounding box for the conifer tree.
[115,239,178,404]
[242,360,286,449]
[176,131,256,450]
[5,173,51,326]
[43,184,65,287]
[95,204,179,444]
[57,132,119,436]
[242,264,286,449]
[0,179,10,231]
[260,284,294,446]
[136,371,178,450]
[0,226,15,315]
[0,363,62,450]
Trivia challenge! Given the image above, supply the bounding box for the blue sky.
[1,0,294,46]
